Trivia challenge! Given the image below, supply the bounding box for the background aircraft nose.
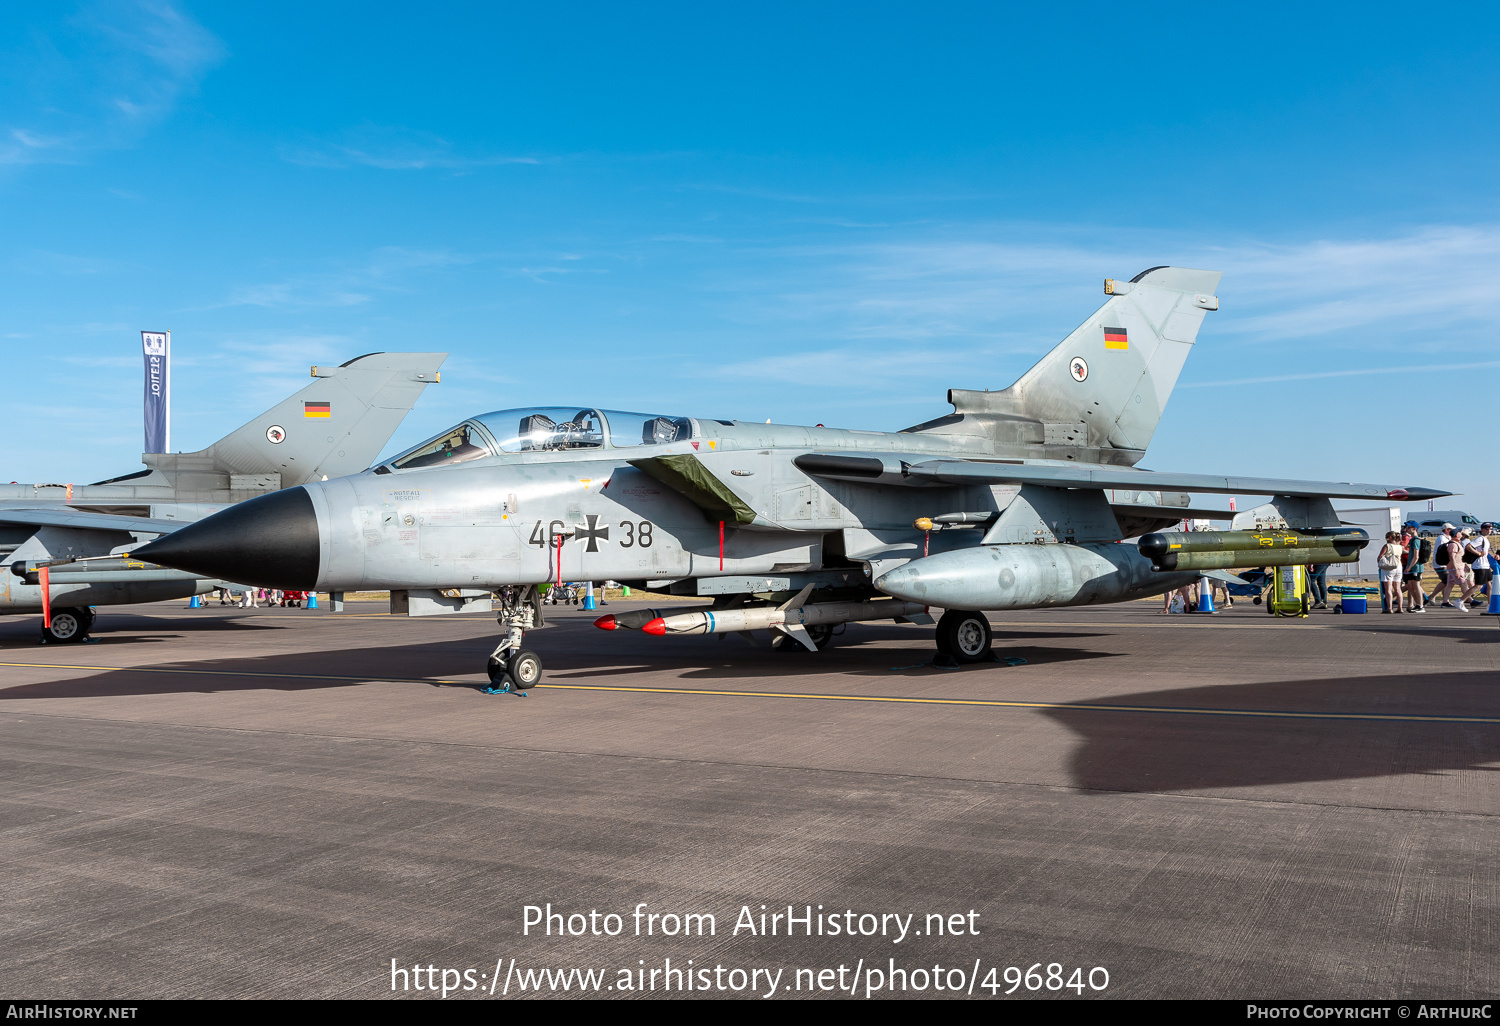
[131,486,321,590]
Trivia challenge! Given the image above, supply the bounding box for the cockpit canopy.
[387,407,694,470]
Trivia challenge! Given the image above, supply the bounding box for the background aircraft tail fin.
[912,266,1220,464]
[144,352,446,486]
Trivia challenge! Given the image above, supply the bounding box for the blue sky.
[4,2,1498,515]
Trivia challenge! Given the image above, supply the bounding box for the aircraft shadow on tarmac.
[0,620,1114,700]
[0,612,284,646]
[544,624,1116,682]
[3,620,1495,794]
[0,617,289,652]
[1376,625,1500,644]
[1044,670,1500,793]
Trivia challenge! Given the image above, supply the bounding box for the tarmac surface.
[1,595,1497,999]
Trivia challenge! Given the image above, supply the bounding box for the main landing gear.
[41,606,94,645]
[934,609,993,666]
[482,586,546,695]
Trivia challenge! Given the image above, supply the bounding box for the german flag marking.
[1103,327,1128,350]
[304,401,332,419]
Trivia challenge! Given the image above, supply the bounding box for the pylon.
[583,581,597,611]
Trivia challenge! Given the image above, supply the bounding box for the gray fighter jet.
[134,268,1448,689]
[3,352,445,641]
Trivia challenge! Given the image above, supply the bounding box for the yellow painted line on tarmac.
[1,661,1497,726]
[529,682,1500,724]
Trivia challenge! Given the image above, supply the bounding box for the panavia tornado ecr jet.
[133,267,1449,690]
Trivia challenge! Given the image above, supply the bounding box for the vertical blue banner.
[141,331,169,453]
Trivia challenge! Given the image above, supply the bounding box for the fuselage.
[284,413,1192,607]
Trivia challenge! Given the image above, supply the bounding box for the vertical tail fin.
[916,266,1221,464]
[145,352,446,486]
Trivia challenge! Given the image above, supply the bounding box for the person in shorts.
[1401,521,1425,612]
[1462,523,1494,609]
[1455,530,1476,601]
[1437,530,1472,607]
[1428,524,1457,606]
[1377,531,1405,613]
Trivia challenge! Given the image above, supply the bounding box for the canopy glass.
[386,408,694,470]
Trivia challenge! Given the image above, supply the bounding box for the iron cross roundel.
[575,514,610,552]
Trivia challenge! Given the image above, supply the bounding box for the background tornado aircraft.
[2,352,445,641]
[135,268,1448,688]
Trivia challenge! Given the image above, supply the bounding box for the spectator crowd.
[1386,520,1495,613]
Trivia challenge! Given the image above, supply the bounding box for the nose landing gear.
[482,586,545,695]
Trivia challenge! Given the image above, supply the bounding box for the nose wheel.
[482,648,543,694]
[482,648,543,695]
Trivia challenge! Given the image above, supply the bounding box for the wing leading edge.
[792,454,1450,502]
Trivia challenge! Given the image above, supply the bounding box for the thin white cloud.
[218,247,480,309]
[1181,359,1500,388]
[1,1,224,165]
[280,124,540,171]
[707,224,1500,367]
[709,344,1003,388]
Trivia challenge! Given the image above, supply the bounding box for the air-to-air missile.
[593,605,713,631]
[632,586,928,651]
[1136,529,1369,572]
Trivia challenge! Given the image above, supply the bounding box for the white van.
[1406,510,1485,533]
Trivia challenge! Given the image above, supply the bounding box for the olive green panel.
[627,454,758,525]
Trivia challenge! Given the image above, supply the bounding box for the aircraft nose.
[131,486,321,590]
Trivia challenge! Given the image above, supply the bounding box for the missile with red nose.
[637,589,928,651]
[593,605,713,631]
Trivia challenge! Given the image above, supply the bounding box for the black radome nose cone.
[132,486,320,589]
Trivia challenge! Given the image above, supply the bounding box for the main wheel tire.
[43,608,89,644]
[936,610,992,663]
[806,624,834,650]
[508,649,543,689]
